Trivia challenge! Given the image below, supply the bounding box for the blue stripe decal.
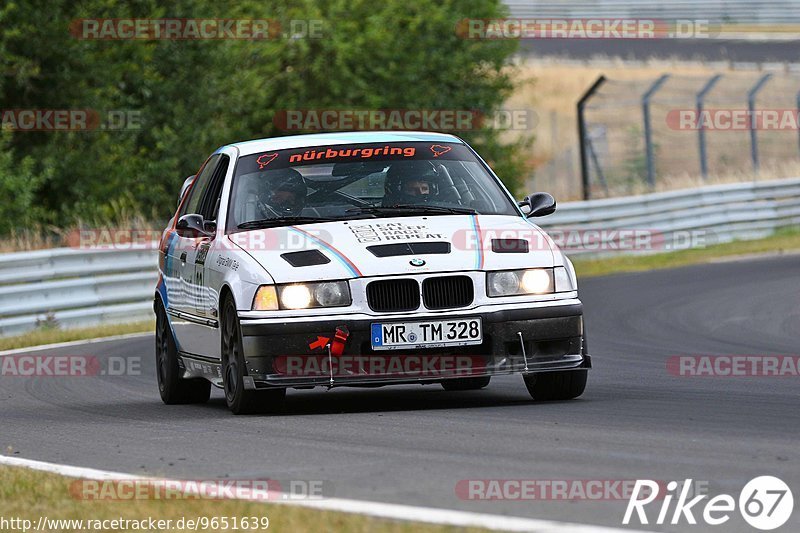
[288,227,362,277]
[470,215,484,270]
[161,232,178,308]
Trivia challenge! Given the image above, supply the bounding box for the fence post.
[642,74,670,190]
[696,74,723,180]
[796,88,800,159]
[577,75,606,201]
[747,73,772,174]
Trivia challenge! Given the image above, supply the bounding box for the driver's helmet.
[263,168,307,216]
[383,161,441,205]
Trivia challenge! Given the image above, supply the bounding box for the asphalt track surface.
[519,39,800,63]
[2,255,798,532]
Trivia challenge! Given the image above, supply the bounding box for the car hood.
[229,215,557,283]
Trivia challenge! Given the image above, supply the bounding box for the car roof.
[224,131,464,157]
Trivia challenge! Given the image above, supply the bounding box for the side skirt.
[178,353,223,388]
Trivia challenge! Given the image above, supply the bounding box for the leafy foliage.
[0,0,525,234]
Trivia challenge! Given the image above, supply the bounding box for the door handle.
[180,251,187,263]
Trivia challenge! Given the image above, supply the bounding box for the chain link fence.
[576,71,800,199]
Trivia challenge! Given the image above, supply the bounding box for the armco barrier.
[503,0,800,25]
[538,178,800,255]
[0,247,158,336]
[1,178,798,336]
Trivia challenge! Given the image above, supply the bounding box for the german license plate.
[371,318,482,350]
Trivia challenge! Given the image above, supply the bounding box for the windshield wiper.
[237,216,338,230]
[345,204,477,216]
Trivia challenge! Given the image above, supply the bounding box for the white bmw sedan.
[155,131,590,414]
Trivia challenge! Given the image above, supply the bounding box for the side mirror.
[176,213,212,237]
[518,192,556,218]
[178,175,195,207]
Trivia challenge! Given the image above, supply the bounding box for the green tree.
[0,0,527,235]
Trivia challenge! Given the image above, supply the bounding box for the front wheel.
[155,300,211,404]
[523,370,587,401]
[221,296,285,415]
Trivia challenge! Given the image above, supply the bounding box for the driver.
[261,168,307,216]
[383,161,440,205]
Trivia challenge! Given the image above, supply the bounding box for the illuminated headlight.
[277,281,351,310]
[280,285,313,309]
[487,269,554,297]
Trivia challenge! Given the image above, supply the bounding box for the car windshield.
[226,141,518,231]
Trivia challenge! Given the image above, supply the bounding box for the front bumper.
[238,299,589,388]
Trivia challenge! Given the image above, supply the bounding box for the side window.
[199,155,230,221]
[180,154,220,217]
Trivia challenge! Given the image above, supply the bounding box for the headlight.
[276,281,351,310]
[521,269,551,293]
[314,282,349,307]
[280,285,313,309]
[487,269,554,297]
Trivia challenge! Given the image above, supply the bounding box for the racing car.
[155,131,590,414]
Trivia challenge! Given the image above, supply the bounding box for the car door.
[168,153,220,354]
[189,154,230,359]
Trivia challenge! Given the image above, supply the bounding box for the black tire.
[523,370,587,401]
[221,296,285,415]
[441,376,491,391]
[155,300,211,404]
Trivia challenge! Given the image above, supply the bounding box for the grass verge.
[573,228,800,278]
[0,466,480,533]
[0,321,154,352]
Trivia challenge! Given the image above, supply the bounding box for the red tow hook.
[330,326,349,356]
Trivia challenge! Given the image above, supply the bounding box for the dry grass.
[0,321,154,351]
[506,60,800,200]
[507,60,726,155]
[0,466,483,533]
[0,214,160,253]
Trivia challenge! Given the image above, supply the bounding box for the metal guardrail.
[1,178,798,336]
[503,1,800,24]
[539,178,800,256]
[0,248,158,336]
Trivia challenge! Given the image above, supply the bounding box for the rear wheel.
[523,370,587,401]
[155,300,211,404]
[221,296,285,415]
[441,376,491,391]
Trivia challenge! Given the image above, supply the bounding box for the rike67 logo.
[624,476,794,530]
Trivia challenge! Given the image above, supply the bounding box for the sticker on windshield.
[430,144,452,157]
[236,142,474,174]
[256,153,278,169]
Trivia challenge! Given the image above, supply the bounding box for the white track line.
[0,332,152,356]
[0,455,649,533]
